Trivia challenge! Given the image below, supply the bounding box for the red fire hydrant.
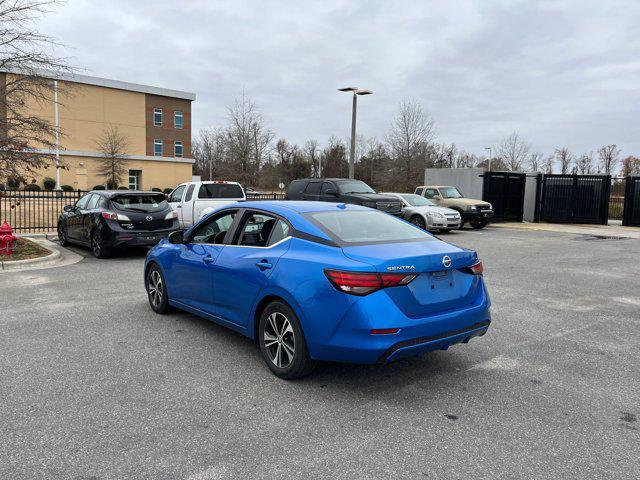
[0,221,17,255]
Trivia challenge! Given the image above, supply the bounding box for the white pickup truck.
[167,181,246,228]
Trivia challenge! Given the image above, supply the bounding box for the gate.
[622,176,640,227]
[536,174,611,225]
[482,171,526,222]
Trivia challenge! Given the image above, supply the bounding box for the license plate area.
[429,270,453,290]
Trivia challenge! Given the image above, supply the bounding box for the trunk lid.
[341,239,481,317]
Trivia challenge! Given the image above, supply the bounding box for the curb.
[0,238,63,271]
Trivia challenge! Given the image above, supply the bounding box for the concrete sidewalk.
[489,221,640,239]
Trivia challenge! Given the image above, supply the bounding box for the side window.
[304,182,321,195]
[87,194,100,210]
[184,184,195,202]
[191,210,237,244]
[424,188,438,199]
[75,194,91,210]
[320,182,334,195]
[169,185,186,203]
[266,220,290,246]
[415,187,424,195]
[238,212,278,247]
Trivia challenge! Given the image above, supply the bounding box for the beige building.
[2,71,196,191]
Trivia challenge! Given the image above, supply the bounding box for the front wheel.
[410,215,426,230]
[470,219,488,229]
[146,264,170,313]
[57,223,69,246]
[259,301,315,379]
[91,228,112,259]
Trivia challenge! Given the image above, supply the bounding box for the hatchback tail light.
[324,269,417,296]
[101,211,131,222]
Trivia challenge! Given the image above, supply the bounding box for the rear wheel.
[57,223,69,246]
[470,219,487,229]
[410,215,426,230]
[91,228,112,259]
[146,264,169,313]
[259,301,315,379]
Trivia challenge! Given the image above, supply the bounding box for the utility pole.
[54,80,61,190]
[338,87,372,179]
[484,146,492,172]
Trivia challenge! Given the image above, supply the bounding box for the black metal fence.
[482,172,526,222]
[623,176,640,227]
[0,189,88,233]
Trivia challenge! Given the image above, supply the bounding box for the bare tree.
[0,0,73,184]
[544,155,555,174]
[95,125,129,188]
[597,144,621,174]
[555,148,573,174]
[193,127,226,181]
[574,152,594,174]
[387,100,435,182]
[528,152,544,172]
[303,139,320,177]
[621,156,640,177]
[495,132,530,171]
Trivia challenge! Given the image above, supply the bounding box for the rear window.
[307,210,433,244]
[112,194,168,213]
[198,183,244,199]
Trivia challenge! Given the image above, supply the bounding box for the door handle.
[177,205,182,208]
[203,254,214,264]
[256,260,272,270]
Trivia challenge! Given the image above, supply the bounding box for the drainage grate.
[573,234,627,241]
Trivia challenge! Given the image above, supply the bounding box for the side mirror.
[324,189,337,196]
[433,195,442,201]
[168,230,185,244]
[63,205,73,212]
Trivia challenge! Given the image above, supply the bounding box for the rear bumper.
[104,224,178,248]
[305,280,491,364]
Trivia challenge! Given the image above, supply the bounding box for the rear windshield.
[198,183,244,199]
[307,210,433,245]
[112,194,168,212]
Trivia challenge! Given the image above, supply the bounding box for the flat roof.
[3,69,196,101]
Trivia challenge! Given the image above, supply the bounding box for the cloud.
[40,0,640,156]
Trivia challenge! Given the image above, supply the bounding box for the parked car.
[245,187,262,195]
[144,201,491,379]
[285,178,402,215]
[414,185,494,229]
[57,190,179,258]
[168,180,245,228]
[383,192,461,232]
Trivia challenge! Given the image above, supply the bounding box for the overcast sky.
[40,0,639,157]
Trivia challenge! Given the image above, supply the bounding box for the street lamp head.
[356,89,373,96]
[338,86,358,92]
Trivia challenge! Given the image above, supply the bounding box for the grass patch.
[0,238,51,261]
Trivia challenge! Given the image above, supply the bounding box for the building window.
[128,170,141,190]
[174,110,183,129]
[154,108,162,126]
[154,139,163,156]
[174,141,183,157]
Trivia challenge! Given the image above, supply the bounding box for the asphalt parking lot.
[1,227,639,479]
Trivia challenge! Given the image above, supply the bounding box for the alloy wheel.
[263,312,295,368]
[411,216,426,229]
[58,226,66,245]
[148,270,163,308]
[92,231,102,256]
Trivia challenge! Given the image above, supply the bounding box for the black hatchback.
[57,190,179,258]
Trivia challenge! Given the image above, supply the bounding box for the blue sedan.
[144,201,491,379]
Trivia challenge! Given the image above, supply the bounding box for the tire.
[258,301,315,379]
[57,223,69,247]
[409,215,426,230]
[91,228,112,259]
[470,219,487,229]
[146,264,170,314]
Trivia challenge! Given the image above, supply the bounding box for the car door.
[67,193,92,241]
[212,210,291,327]
[181,183,197,226]
[79,193,101,243]
[319,181,338,202]
[302,181,321,201]
[168,184,187,227]
[424,188,441,205]
[170,209,239,314]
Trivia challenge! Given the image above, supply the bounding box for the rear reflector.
[370,328,400,335]
[324,269,417,296]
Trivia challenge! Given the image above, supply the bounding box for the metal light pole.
[484,147,492,172]
[338,87,372,179]
[53,80,61,190]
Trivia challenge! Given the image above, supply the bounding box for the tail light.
[324,269,417,296]
[165,210,178,220]
[101,211,131,222]
[463,260,483,275]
